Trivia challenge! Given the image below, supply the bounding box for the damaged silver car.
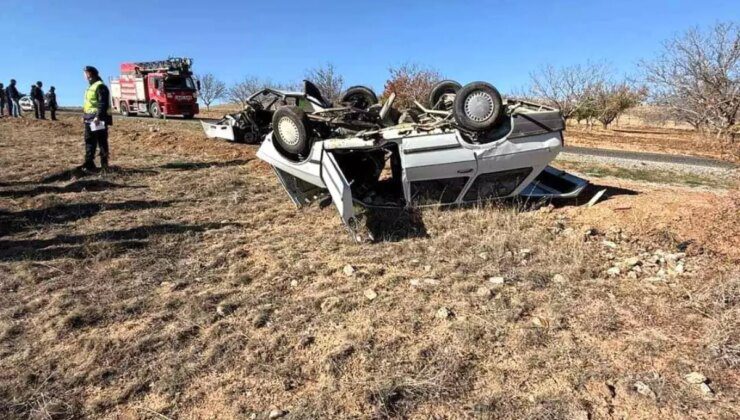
[256,80,589,240]
[202,81,383,144]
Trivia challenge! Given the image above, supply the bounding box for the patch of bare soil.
[566,122,740,163]
[1,115,738,419]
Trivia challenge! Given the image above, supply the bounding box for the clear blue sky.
[2,0,738,105]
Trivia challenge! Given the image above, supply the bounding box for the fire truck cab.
[111,58,200,119]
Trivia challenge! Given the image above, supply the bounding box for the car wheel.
[182,114,194,120]
[453,82,504,132]
[150,102,163,119]
[429,80,462,110]
[340,86,378,110]
[272,106,310,158]
[120,102,130,117]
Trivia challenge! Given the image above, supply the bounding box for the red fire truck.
[111,57,200,119]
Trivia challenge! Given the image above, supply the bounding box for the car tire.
[150,102,163,119]
[182,114,194,120]
[453,82,504,132]
[340,86,378,110]
[429,80,462,110]
[272,106,310,158]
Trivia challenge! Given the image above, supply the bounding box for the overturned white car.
[256,81,588,239]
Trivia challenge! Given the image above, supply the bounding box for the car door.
[399,132,477,205]
[320,149,357,233]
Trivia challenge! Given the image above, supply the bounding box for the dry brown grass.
[0,115,738,419]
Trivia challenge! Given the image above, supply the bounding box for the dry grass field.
[0,115,738,419]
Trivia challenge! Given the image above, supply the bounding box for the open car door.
[320,149,358,240]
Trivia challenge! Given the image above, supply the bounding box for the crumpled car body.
[257,95,588,240]
[202,81,381,145]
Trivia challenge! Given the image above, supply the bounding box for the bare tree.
[592,82,646,128]
[228,77,262,108]
[305,63,345,103]
[640,22,740,140]
[529,62,609,121]
[382,63,442,108]
[197,73,226,110]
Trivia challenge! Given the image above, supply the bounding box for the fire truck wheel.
[453,82,504,132]
[120,102,130,117]
[182,114,194,120]
[272,106,310,159]
[150,102,163,119]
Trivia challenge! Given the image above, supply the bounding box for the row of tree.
[197,64,346,111]
[197,22,738,141]
[529,22,738,138]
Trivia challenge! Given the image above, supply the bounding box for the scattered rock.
[363,289,378,301]
[476,286,493,299]
[290,279,298,287]
[268,409,287,419]
[674,263,685,274]
[531,317,545,328]
[342,265,355,277]
[602,240,618,249]
[519,249,532,257]
[216,303,236,317]
[634,381,656,399]
[436,307,451,320]
[684,372,707,384]
[624,257,642,267]
[478,252,489,261]
[606,267,621,276]
[698,383,714,396]
[552,274,567,284]
[627,271,638,279]
[424,265,432,272]
[489,276,505,285]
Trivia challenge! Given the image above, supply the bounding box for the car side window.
[410,177,469,205]
[463,168,532,201]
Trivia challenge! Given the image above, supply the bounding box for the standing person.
[0,83,5,117]
[33,81,45,119]
[46,86,58,121]
[6,79,21,118]
[30,85,38,118]
[81,66,112,170]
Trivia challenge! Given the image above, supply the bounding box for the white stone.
[343,265,355,276]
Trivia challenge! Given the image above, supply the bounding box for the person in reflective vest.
[81,66,112,170]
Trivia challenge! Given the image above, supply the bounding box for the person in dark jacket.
[32,81,45,119]
[0,83,5,117]
[45,86,58,121]
[6,80,21,117]
[81,66,113,170]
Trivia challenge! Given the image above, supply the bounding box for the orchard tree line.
[197,22,738,141]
